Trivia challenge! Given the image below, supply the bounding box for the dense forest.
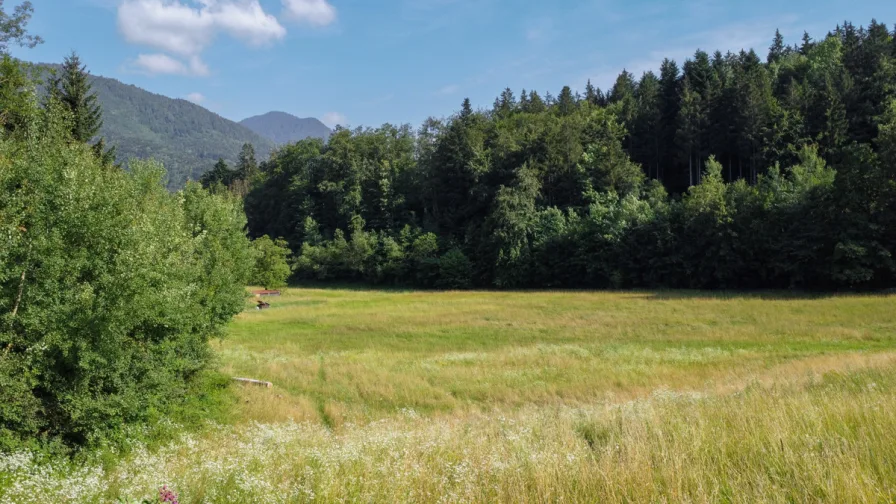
[226,20,896,291]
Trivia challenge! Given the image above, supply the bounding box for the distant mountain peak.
[240,112,331,145]
[33,63,276,189]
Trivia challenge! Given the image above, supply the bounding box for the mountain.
[240,111,331,145]
[88,76,276,189]
[37,64,276,189]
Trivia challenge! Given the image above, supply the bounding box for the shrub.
[251,235,293,289]
[0,99,253,448]
[437,248,472,289]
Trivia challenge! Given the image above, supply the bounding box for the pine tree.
[49,52,102,143]
[800,32,814,55]
[768,29,786,63]
[585,79,598,105]
[677,77,705,186]
[658,58,681,184]
[460,98,473,120]
[237,143,258,179]
[525,91,546,113]
[609,70,637,152]
[633,71,662,179]
[556,86,576,115]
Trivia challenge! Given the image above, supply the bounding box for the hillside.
[240,111,331,145]
[88,76,276,189]
[37,64,277,189]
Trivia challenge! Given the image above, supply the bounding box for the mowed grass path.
[218,288,896,425]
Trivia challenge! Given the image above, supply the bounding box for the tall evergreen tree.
[49,52,102,143]
[556,86,576,116]
[658,58,682,185]
[768,29,787,63]
[237,142,259,179]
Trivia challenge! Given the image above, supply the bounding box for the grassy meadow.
[3,288,896,503]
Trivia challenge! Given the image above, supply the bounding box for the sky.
[13,0,896,129]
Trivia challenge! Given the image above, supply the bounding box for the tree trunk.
[11,268,25,319]
[689,153,693,187]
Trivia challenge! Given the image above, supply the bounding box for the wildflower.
[158,485,179,504]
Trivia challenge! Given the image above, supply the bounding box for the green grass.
[3,288,896,503]
[218,288,896,425]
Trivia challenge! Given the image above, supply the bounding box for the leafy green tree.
[1,97,252,447]
[437,248,472,289]
[0,0,41,53]
[0,54,36,135]
[251,236,293,289]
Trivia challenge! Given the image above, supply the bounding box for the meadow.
[3,288,896,503]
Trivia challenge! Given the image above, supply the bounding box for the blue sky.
[14,0,896,128]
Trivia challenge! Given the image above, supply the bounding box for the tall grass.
[220,289,896,425]
[2,289,895,503]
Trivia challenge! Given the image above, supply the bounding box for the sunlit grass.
[3,288,896,503]
[219,288,896,425]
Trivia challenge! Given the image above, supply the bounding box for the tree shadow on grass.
[287,282,896,301]
[644,289,895,301]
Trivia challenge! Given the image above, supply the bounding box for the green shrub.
[251,235,293,289]
[437,248,472,289]
[0,97,253,448]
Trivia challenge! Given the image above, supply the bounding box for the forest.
[215,20,896,291]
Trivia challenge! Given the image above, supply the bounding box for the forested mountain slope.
[240,111,331,145]
[90,75,275,188]
[37,65,276,189]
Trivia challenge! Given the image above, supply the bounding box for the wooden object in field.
[257,300,271,310]
[233,377,273,388]
[252,290,281,297]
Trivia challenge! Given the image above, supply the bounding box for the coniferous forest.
[228,21,896,291]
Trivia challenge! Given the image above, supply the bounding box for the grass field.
[3,288,896,503]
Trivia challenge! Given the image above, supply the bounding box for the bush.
[251,235,292,289]
[437,249,472,289]
[0,99,253,448]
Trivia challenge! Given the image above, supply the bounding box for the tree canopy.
[242,20,896,291]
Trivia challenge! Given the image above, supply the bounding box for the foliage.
[0,71,253,448]
[47,52,102,143]
[250,235,292,289]
[244,20,896,291]
[36,66,276,189]
[0,0,41,53]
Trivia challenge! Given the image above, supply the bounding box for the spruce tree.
[49,52,102,143]
[556,86,576,115]
[237,143,258,179]
[768,29,786,63]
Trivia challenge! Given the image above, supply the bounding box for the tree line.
[213,20,896,290]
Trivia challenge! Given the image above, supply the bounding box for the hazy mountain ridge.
[88,75,277,188]
[240,111,331,145]
[36,63,276,189]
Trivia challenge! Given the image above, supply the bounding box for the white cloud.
[282,0,337,26]
[129,53,210,76]
[321,112,346,128]
[117,0,286,75]
[185,92,206,103]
